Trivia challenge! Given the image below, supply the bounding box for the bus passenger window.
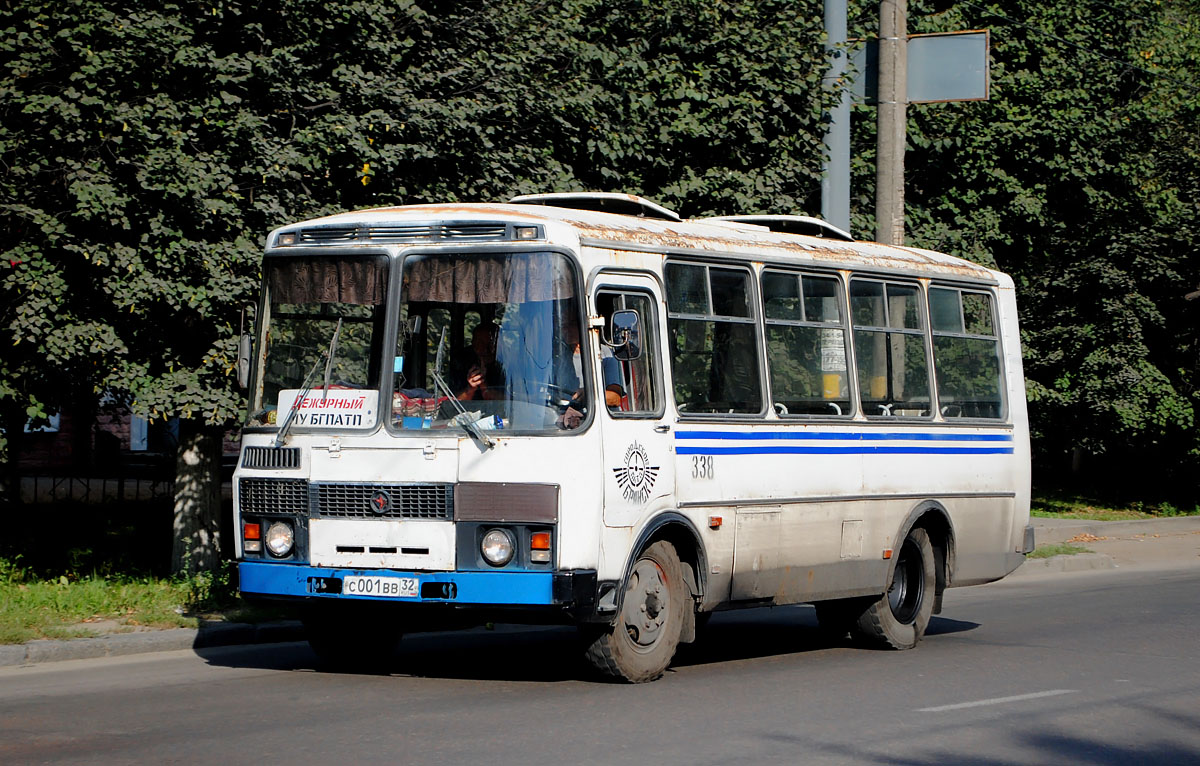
[929,287,1004,419]
[762,271,852,417]
[851,279,931,418]
[665,263,763,414]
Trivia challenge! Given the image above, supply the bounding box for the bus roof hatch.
[509,192,681,222]
[701,215,855,242]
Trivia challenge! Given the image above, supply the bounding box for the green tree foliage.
[1,0,833,566]
[1,0,832,437]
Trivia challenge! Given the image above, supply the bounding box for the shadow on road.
[197,604,981,683]
[198,624,587,682]
[925,615,980,636]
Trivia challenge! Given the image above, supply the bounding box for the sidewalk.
[0,620,305,669]
[4,516,1199,668]
[1018,515,1200,575]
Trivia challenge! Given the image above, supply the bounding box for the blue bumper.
[239,561,582,606]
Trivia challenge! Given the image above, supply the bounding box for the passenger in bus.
[557,317,624,429]
[457,323,505,401]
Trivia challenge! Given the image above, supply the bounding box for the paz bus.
[234,192,1032,682]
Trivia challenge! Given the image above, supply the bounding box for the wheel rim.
[621,558,671,652]
[887,538,924,624]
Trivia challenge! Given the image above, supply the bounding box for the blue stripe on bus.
[675,445,1015,455]
[675,430,1012,442]
[239,562,556,605]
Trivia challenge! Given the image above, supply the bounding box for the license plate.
[342,575,418,598]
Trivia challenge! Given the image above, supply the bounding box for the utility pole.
[875,0,907,245]
[821,0,851,234]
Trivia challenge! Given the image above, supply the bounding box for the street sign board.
[850,30,989,104]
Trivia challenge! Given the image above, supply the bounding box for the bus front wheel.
[584,541,687,683]
[853,527,935,650]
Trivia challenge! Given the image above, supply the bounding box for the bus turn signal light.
[530,531,551,562]
[244,522,262,553]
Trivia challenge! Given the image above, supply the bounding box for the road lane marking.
[919,689,1078,713]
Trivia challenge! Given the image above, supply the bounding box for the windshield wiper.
[431,327,494,451]
[274,320,342,448]
[321,317,343,399]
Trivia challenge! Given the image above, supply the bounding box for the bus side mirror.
[236,333,252,389]
[608,310,642,361]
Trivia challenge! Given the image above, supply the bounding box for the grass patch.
[1031,492,1199,521]
[0,557,287,645]
[1028,543,1092,559]
[0,573,195,645]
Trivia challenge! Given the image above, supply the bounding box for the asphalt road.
[2,565,1198,766]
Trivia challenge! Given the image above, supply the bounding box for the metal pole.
[875,0,907,245]
[821,0,851,234]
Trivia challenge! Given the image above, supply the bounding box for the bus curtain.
[268,258,388,305]
[403,253,575,304]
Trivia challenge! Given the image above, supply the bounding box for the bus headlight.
[481,528,515,566]
[265,521,294,557]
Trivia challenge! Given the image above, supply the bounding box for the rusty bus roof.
[271,202,1000,283]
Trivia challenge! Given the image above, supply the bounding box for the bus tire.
[584,541,686,683]
[303,605,403,672]
[852,527,935,650]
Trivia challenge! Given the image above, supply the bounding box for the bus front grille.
[314,483,454,520]
[239,478,309,515]
[239,479,455,520]
[241,447,301,470]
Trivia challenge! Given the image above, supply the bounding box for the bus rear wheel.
[584,541,687,683]
[852,527,935,650]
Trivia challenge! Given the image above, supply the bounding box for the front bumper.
[239,561,597,611]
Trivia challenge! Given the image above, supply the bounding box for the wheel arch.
[609,512,708,642]
[890,500,957,615]
[625,511,708,602]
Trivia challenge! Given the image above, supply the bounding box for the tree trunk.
[171,420,223,576]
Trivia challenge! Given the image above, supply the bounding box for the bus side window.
[850,279,932,418]
[665,262,764,414]
[929,287,1005,419]
[598,291,660,415]
[762,270,853,417]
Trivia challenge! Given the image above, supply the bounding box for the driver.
[457,323,505,401]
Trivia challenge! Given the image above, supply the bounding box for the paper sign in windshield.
[277,389,376,429]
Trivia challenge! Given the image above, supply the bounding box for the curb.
[1034,516,1200,545]
[0,621,305,668]
[1012,552,1116,576]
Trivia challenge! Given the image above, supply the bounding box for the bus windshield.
[393,251,589,434]
[248,255,389,429]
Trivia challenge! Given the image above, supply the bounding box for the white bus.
[235,192,1032,682]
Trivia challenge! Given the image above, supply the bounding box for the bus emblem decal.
[369,490,392,515]
[613,442,659,504]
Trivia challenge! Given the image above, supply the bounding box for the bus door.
[593,278,675,527]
